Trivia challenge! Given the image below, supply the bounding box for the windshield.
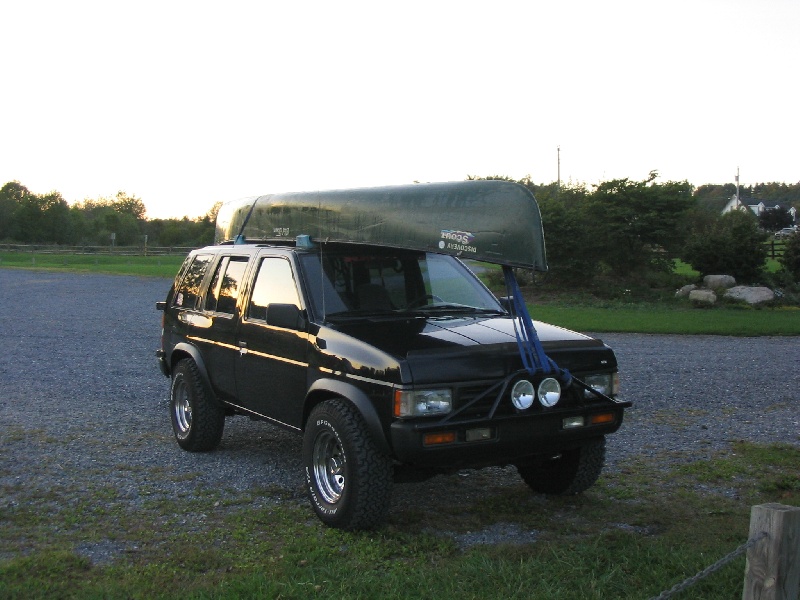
[300,250,504,321]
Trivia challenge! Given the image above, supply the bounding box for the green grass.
[1,442,797,599]
[0,251,186,278]
[530,303,800,336]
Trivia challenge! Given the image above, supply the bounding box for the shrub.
[681,210,768,282]
[779,231,800,280]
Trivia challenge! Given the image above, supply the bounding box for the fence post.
[742,503,800,600]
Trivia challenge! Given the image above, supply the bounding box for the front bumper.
[390,403,627,468]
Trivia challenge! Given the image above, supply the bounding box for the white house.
[722,196,797,222]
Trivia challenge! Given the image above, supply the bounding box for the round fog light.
[537,378,562,407]
[511,379,535,410]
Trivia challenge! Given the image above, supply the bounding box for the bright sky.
[2,0,798,219]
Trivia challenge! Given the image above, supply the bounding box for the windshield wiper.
[324,309,415,322]
[406,304,505,315]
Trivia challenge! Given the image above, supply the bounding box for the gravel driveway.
[1,269,798,555]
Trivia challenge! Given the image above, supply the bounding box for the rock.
[724,286,775,305]
[689,289,717,304]
[703,275,736,290]
[676,284,697,297]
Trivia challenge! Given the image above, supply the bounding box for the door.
[235,255,309,429]
[201,254,250,400]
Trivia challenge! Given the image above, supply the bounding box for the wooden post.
[742,503,800,600]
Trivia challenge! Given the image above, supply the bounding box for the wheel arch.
[169,343,221,406]
[304,379,391,456]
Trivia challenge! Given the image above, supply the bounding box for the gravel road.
[1,269,798,555]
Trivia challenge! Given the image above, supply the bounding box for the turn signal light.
[590,413,615,425]
[423,432,456,446]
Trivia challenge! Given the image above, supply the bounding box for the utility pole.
[557,146,561,197]
[735,167,741,208]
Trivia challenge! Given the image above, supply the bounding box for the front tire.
[303,399,392,530]
[170,358,225,452]
[517,437,606,495]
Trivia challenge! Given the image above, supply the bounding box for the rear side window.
[247,257,300,321]
[205,256,249,314]
[173,254,213,309]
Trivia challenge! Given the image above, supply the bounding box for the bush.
[681,210,768,282]
[780,231,800,280]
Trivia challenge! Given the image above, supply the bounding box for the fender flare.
[306,378,392,456]
[169,343,223,407]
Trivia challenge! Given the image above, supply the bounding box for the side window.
[247,257,300,321]
[173,254,213,309]
[205,256,249,315]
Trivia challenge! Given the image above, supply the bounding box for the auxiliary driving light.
[537,378,562,407]
[511,379,535,410]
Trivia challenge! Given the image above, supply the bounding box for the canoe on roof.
[214,180,548,270]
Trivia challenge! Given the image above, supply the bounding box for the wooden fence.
[743,503,800,600]
[0,243,196,256]
[765,240,787,260]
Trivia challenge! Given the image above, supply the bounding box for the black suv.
[156,181,629,530]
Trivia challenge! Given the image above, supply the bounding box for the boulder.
[689,289,717,304]
[675,284,697,297]
[703,275,736,290]
[724,286,775,305]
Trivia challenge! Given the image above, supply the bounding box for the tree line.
[0,181,218,248]
[468,173,800,284]
[3,176,800,283]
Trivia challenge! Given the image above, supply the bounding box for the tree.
[584,171,695,276]
[0,181,30,240]
[39,191,72,244]
[779,230,800,280]
[681,210,768,282]
[758,207,793,232]
[536,183,600,281]
[111,191,147,220]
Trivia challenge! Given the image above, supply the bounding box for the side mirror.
[156,301,167,311]
[498,296,512,313]
[266,304,306,331]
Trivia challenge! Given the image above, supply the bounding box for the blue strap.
[503,266,571,385]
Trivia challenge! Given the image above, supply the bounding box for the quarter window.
[173,254,213,309]
[206,256,249,315]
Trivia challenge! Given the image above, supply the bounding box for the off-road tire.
[303,399,393,530]
[517,436,606,495]
[170,358,225,452]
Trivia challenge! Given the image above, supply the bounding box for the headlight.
[511,379,535,410]
[583,373,618,398]
[394,389,452,417]
[537,378,561,407]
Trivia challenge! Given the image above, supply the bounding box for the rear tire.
[170,358,225,452]
[517,437,606,495]
[303,399,392,530]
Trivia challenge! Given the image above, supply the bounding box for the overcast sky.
[1,0,797,219]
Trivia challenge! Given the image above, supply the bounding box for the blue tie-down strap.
[503,266,572,386]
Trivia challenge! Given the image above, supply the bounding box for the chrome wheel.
[169,359,225,452]
[312,430,346,504]
[172,377,192,436]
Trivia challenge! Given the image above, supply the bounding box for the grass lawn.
[0,251,186,278]
[530,303,800,336]
[1,441,797,599]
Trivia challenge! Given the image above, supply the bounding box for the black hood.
[330,315,614,385]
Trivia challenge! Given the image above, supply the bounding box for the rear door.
[197,252,251,400]
[235,253,310,429]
